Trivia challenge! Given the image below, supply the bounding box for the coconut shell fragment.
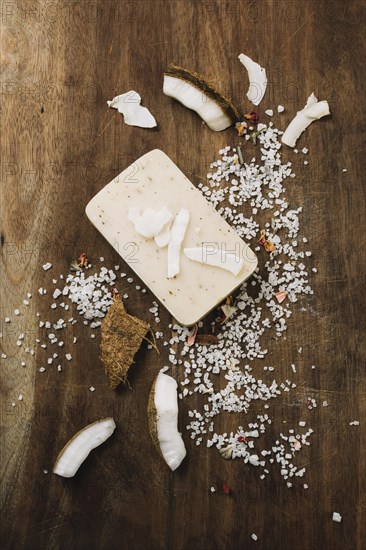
[101,295,150,389]
[163,63,240,131]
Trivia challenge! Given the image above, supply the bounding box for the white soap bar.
[85,150,257,325]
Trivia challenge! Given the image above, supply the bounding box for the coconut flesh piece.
[107,91,157,128]
[184,246,244,276]
[154,218,173,248]
[281,93,330,147]
[167,208,190,278]
[53,418,116,478]
[238,53,267,106]
[148,372,186,471]
[128,206,173,239]
[163,64,240,132]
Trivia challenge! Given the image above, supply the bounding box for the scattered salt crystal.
[18,394,23,401]
[14,309,20,316]
[349,421,359,426]
[299,421,306,427]
[332,512,342,523]
[5,317,10,323]
[1,353,7,359]
[210,486,216,493]
[39,367,45,372]
[277,105,285,113]
[89,386,95,392]
[342,169,347,172]
[303,484,308,489]
[65,354,72,361]
[302,147,308,154]
[251,534,258,541]
[23,300,29,306]
[27,293,32,298]
[265,109,273,116]
[42,262,52,271]
[57,365,62,371]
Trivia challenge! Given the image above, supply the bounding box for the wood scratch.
[279,8,315,54]
[90,114,114,149]
[97,56,118,65]
[148,41,168,47]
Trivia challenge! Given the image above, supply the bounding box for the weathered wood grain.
[1,1,365,549]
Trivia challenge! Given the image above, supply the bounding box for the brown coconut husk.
[101,295,150,389]
[165,63,241,124]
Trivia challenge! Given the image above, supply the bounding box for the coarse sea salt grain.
[332,512,342,523]
[42,263,52,271]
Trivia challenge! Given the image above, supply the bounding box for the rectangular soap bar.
[85,149,257,325]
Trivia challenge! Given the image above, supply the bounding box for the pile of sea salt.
[163,123,317,485]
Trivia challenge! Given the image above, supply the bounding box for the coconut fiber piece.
[101,295,150,389]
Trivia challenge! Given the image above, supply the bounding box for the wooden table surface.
[1,1,365,549]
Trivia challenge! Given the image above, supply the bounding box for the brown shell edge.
[147,377,166,464]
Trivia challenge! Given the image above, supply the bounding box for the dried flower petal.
[235,121,248,136]
[187,324,198,346]
[244,111,259,124]
[264,240,276,253]
[78,253,89,268]
[275,291,288,304]
[223,482,231,494]
[257,230,276,253]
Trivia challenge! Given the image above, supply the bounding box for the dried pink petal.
[275,291,288,304]
[187,324,198,346]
